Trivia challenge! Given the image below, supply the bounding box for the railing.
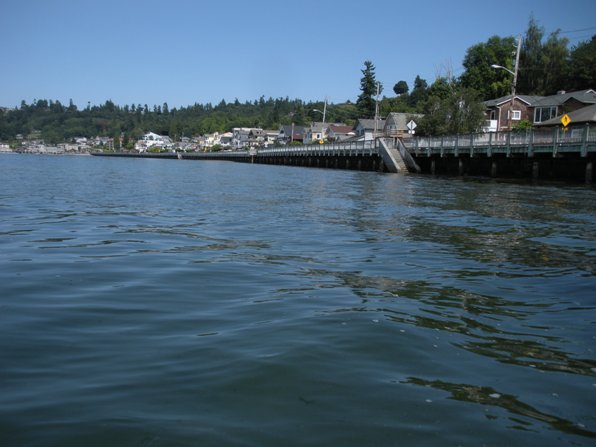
[404,124,596,157]
[257,139,377,156]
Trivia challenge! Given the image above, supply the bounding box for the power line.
[559,26,596,35]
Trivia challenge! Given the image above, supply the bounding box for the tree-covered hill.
[0,97,360,145]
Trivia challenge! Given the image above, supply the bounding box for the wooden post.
[532,161,539,180]
[581,123,589,157]
[491,161,497,177]
[586,161,593,184]
[488,132,493,157]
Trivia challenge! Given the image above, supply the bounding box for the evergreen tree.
[408,75,429,111]
[567,35,596,90]
[356,60,382,118]
[516,16,569,95]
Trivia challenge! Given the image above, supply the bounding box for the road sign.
[561,114,571,127]
[407,120,417,131]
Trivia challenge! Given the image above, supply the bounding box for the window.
[534,106,558,123]
[508,110,521,120]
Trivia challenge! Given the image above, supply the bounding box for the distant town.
[0,113,421,155]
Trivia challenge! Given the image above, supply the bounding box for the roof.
[279,124,305,138]
[355,118,386,130]
[536,103,596,126]
[384,112,424,130]
[532,89,596,107]
[327,125,353,134]
[483,95,543,107]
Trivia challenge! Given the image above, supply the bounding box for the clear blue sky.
[1,0,595,109]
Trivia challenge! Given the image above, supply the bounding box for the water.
[1,154,595,446]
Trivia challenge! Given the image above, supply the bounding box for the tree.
[518,16,544,95]
[408,75,428,111]
[356,60,382,118]
[567,35,596,90]
[393,80,409,96]
[459,35,517,100]
[541,30,569,95]
[417,77,486,136]
[517,16,569,95]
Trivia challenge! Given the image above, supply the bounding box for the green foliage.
[0,97,344,143]
[459,35,517,99]
[517,16,570,95]
[512,119,533,130]
[408,76,429,111]
[393,80,409,96]
[417,78,486,136]
[567,35,596,90]
[356,61,381,118]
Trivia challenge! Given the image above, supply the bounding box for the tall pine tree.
[356,61,382,118]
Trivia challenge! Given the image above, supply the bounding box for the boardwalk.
[405,125,596,158]
[93,124,596,182]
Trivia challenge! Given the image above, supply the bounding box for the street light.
[312,98,327,141]
[491,35,522,130]
[490,64,515,77]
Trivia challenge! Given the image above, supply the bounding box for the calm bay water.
[1,154,595,446]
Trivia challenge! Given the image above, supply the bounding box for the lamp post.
[491,35,521,130]
[312,98,327,142]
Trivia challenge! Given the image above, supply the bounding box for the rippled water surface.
[1,154,595,446]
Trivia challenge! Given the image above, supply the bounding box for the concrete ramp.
[378,138,420,173]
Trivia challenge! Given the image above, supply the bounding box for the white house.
[135,132,173,152]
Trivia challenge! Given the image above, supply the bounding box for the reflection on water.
[404,377,596,438]
[0,155,595,446]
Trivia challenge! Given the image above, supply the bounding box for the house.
[383,112,424,138]
[531,89,596,125]
[262,130,279,147]
[303,122,327,144]
[535,103,596,127]
[232,128,253,149]
[326,124,354,142]
[135,132,172,152]
[483,95,542,132]
[277,124,305,144]
[353,118,386,141]
[247,128,265,147]
[219,132,233,147]
[483,89,596,131]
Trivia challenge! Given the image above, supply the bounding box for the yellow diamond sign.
[561,113,571,127]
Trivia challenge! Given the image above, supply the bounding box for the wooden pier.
[93,124,596,183]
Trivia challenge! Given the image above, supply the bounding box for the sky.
[1,0,595,109]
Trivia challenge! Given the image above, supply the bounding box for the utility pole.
[510,35,522,130]
[373,82,380,137]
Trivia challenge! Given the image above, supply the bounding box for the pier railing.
[256,139,377,156]
[404,124,596,157]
